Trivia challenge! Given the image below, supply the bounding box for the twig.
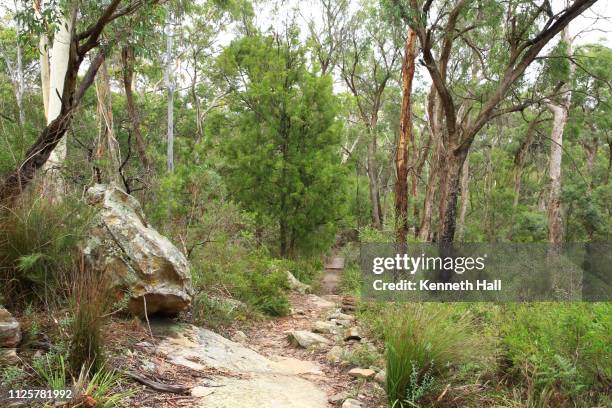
[143,295,154,340]
[437,383,450,401]
[124,370,190,395]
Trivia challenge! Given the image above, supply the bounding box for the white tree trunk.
[165,15,175,172]
[15,36,25,127]
[39,36,50,120]
[547,28,575,245]
[34,0,50,119]
[42,15,72,197]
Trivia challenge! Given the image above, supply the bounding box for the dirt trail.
[132,255,382,407]
[321,255,345,295]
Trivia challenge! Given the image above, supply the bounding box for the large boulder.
[0,307,21,365]
[0,307,20,348]
[83,184,192,316]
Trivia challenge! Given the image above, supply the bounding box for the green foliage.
[33,352,67,390]
[400,362,435,408]
[342,343,382,368]
[217,29,347,256]
[500,303,611,404]
[339,265,362,295]
[68,265,110,376]
[192,292,251,330]
[0,365,28,388]
[382,304,494,406]
[0,194,93,305]
[73,367,134,408]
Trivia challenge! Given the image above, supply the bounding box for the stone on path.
[313,321,340,334]
[341,398,362,408]
[344,327,362,342]
[325,257,345,270]
[329,391,350,404]
[307,294,336,309]
[348,368,376,380]
[199,374,325,408]
[231,330,248,343]
[326,345,344,363]
[0,348,19,365]
[288,330,330,348]
[0,307,20,365]
[286,271,311,294]
[333,319,353,327]
[329,311,355,321]
[374,370,386,385]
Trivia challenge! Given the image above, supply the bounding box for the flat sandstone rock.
[155,323,327,408]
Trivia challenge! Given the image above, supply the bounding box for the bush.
[191,292,250,330]
[500,303,611,405]
[191,248,290,318]
[68,261,112,375]
[383,304,494,407]
[0,193,92,305]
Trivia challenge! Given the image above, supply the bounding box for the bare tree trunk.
[418,89,441,241]
[606,135,611,185]
[438,149,467,244]
[94,60,121,185]
[547,103,567,245]
[547,28,574,246]
[122,45,151,171]
[513,117,540,207]
[367,128,382,230]
[0,2,26,128]
[584,133,598,191]
[165,15,175,173]
[456,156,470,241]
[395,28,417,245]
[42,14,73,199]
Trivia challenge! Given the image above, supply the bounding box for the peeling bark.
[395,28,417,245]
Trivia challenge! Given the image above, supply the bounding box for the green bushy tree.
[217,28,347,256]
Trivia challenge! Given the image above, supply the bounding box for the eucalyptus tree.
[307,0,350,76]
[545,27,575,244]
[390,0,598,244]
[0,0,27,128]
[395,27,417,245]
[0,0,163,202]
[339,0,403,230]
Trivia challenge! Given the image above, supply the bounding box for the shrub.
[500,303,611,405]
[0,193,92,305]
[192,250,290,318]
[68,260,111,375]
[339,265,362,295]
[191,292,250,330]
[384,304,494,407]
